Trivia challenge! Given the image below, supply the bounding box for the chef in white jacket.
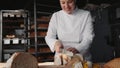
[45,0,94,62]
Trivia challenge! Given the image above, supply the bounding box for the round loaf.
[6,52,38,68]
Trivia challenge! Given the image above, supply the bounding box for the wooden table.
[0,62,104,68]
[0,62,64,68]
[0,63,5,68]
[38,62,64,68]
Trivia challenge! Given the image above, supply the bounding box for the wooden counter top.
[38,62,64,68]
[0,63,5,68]
[0,62,64,68]
[0,62,104,68]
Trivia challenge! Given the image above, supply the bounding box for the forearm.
[76,12,94,54]
[75,38,93,54]
[45,36,58,52]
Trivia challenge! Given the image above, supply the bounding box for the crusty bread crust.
[103,58,120,68]
[6,52,38,68]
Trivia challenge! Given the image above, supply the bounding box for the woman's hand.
[67,47,79,54]
[54,40,63,53]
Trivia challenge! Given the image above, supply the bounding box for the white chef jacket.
[45,8,94,61]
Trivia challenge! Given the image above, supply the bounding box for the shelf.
[36,11,52,15]
[36,19,50,23]
[0,10,29,62]
[28,43,47,47]
[29,52,54,56]
[3,38,27,45]
[25,0,56,62]
[3,49,25,54]
[3,45,26,48]
[37,44,48,46]
[3,26,24,31]
[3,19,24,23]
[37,27,47,30]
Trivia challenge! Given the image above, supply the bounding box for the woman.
[45,0,94,63]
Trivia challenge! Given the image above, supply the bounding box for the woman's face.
[60,0,76,14]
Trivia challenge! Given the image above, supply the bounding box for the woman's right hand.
[54,40,63,53]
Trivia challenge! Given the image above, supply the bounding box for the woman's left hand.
[67,47,79,54]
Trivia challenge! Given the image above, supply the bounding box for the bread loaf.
[103,58,120,68]
[54,49,73,65]
[54,54,62,65]
[65,54,83,68]
[54,48,85,68]
[6,52,38,68]
[54,53,72,66]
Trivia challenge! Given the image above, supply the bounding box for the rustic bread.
[6,52,38,68]
[103,58,120,68]
[54,52,84,68]
[65,54,83,68]
[54,54,62,65]
[54,49,74,65]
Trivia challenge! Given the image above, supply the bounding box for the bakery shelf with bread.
[0,10,29,62]
[25,0,61,62]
